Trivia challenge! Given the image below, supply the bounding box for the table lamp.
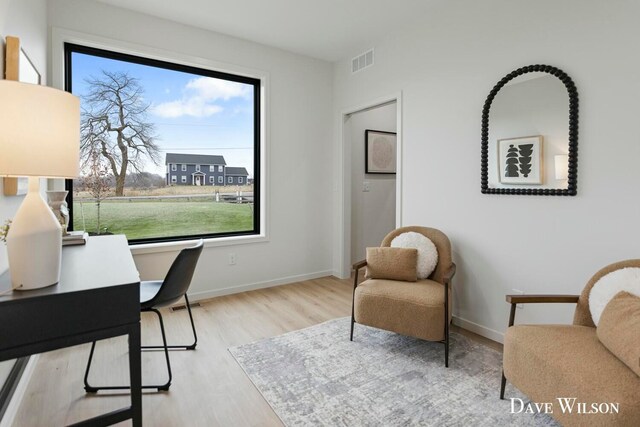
[0,80,80,290]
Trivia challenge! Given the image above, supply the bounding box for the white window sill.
[129,233,268,255]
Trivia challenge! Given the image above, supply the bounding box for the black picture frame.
[481,64,579,196]
[365,129,397,174]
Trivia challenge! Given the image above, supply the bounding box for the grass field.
[74,200,253,239]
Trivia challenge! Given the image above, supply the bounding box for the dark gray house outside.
[225,167,250,185]
[165,153,249,186]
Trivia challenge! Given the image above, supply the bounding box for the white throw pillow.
[390,232,438,280]
[589,267,640,325]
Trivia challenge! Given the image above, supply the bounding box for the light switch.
[363,181,371,192]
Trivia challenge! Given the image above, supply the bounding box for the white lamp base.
[6,177,62,290]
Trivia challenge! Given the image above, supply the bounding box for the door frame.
[336,92,403,279]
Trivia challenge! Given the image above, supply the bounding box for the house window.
[64,43,261,244]
[238,177,244,184]
[228,176,233,184]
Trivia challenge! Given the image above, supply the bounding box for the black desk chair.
[84,240,204,392]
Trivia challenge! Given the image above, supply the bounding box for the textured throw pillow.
[589,267,640,325]
[597,291,640,377]
[365,247,418,282]
[390,232,438,279]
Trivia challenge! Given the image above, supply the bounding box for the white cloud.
[153,99,222,118]
[152,77,250,118]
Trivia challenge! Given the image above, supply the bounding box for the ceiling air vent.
[351,49,374,74]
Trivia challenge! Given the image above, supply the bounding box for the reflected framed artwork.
[498,136,543,185]
[365,129,396,174]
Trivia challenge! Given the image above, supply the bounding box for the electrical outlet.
[512,289,525,309]
[228,253,237,265]
[363,181,371,192]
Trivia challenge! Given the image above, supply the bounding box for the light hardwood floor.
[12,276,501,426]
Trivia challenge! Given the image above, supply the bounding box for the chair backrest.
[381,226,452,284]
[149,240,204,307]
[573,258,640,327]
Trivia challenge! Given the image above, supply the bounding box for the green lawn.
[73,200,253,239]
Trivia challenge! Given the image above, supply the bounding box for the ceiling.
[96,0,437,61]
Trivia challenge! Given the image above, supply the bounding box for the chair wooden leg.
[500,371,507,399]
[444,283,450,368]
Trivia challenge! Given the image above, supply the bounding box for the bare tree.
[80,70,160,196]
[83,151,112,234]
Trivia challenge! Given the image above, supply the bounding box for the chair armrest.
[505,294,580,327]
[443,263,456,284]
[505,294,579,304]
[352,260,367,271]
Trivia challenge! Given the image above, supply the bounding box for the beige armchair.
[350,226,456,366]
[502,259,640,426]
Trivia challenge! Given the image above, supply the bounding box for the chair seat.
[504,324,640,426]
[140,281,163,309]
[354,278,449,341]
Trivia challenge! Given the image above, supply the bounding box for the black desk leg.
[128,324,142,427]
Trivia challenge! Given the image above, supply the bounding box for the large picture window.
[64,43,260,243]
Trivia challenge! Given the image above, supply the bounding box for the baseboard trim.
[188,270,334,302]
[0,355,38,427]
[453,316,504,344]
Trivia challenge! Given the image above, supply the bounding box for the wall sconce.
[554,154,569,180]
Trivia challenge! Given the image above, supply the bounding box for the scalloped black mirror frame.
[481,64,579,196]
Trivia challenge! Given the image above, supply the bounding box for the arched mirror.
[481,65,578,196]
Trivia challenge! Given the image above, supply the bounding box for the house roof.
[165,153,226,165]
[226,167,249,176]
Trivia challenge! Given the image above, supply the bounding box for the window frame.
[171,164,177,171]
[228,176,233,184]
[181,164,187,171]
[63,42,262,245]
[171,175,177,183]
[239,177,244,184]
[217,176,223,184]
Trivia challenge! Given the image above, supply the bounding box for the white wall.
[48,0,334,297]
[333,0,640,341]
[349,102,396,263]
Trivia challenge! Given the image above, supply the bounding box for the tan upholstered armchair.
[350,226,456,366]
[502,259,640,427]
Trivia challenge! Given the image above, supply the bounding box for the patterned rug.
[229,317,557,426]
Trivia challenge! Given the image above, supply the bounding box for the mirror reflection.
[488,72,569,190]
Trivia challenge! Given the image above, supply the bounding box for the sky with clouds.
[70,51,255,178]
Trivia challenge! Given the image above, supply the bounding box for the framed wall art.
[497,135,543,185]
[365,129,396,174]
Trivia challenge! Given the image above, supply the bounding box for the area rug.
[229,317,557,426]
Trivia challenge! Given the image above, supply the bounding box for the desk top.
[0,235,140,300]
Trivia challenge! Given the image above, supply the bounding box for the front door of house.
[195,176,201,186]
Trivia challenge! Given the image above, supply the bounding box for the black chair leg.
[444,325,449,368]
[83,309,173,392]
[142,294,198,351]
[350,316,355,341]
[84,341,98,393]
[500,371,507,399]
[151,308,172,391]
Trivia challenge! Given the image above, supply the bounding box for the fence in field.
[76,191,254,204]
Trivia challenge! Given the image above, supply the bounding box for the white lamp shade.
[0,80,80,178]
[555,154,569,180]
